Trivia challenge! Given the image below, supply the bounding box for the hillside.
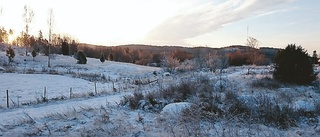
[0,44,319,136]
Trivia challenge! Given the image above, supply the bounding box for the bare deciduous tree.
[162,53,180,73]
[246,37,259,64]
[246,36,259,74]
[47,8,54,67]
[205,51,218,72]
[0,7,3,15]
[312,50,318,64]
[22,5,34,56]
[216,55,229,72]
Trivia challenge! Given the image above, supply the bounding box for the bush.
[100,53,105,63]
[32,50,37,61]
[273,44,317,85]
[75,51,87,64]
[228,51,249,66]
[6,46,15,62]
[120,91,144,110]
[61,41,69,55]
[108,53,114,61]
[159,80,196,102]
[251,76,280,89]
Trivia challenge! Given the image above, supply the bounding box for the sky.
[0,0,319,54]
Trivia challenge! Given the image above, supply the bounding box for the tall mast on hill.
[247,25,249,40]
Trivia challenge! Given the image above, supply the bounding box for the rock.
[160,102,192,118]
[163,72,170,76]
[0,66,5,71]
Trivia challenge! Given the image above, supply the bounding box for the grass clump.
[251,76,280,89]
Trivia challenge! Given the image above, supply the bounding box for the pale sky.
[0,0,319,54]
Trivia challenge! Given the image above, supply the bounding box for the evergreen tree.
[6,46,15,62]
[61,41,69,55]
[32,49,37,61]
[273,44,317,85]
[75,51,87,64]
[100,53,105,63]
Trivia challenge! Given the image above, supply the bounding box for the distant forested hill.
[45,43,278,66]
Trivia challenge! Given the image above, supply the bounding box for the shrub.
[108,53,114,61]
[122,91,144,110]
[177,81,194,100]
[145,92,157,106]
[228,51,249,66]
[61,41,69,55]
[227,96,250,117]
[273,44,317,85]
[75,51,87,64]
[100,53,105,63]
[159,80,196,102]
[251,76,280,89]
[32,50,37,61]
[6,46,15,62]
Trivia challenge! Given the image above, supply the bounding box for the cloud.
[144,0,295,45]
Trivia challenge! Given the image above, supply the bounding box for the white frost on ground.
[293,100,316,111]
[0,46,319,136]
[0,73,98,106]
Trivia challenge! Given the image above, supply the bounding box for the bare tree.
[205,51,218,72]
[312,50,318,65]
[47,9,54,67]
[0,7,2,16]
[216,55,229,84]
[162,53,180,73]
[318,53,320,64]
[246,36,259,74]
[22,5,34,56]
[246,37,259,64]
[216,55,229,72]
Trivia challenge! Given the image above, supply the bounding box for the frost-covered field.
[0,45,319,136]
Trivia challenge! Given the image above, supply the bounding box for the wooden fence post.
[44,87,47,102]
[94,82,97,94]
[17,95,21,108]
[70,87,72,99]
[6,90,9,108]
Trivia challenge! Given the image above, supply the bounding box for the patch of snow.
[237,94,257,107]
[292,100,316,111]
[0,73,100,105]
[279,88,292,92]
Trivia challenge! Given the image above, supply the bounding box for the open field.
[0,46,319,136]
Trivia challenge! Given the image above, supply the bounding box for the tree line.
[1,5,318,72]
[75,43,278,68]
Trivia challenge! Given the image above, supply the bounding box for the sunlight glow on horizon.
[0,0,319,53]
